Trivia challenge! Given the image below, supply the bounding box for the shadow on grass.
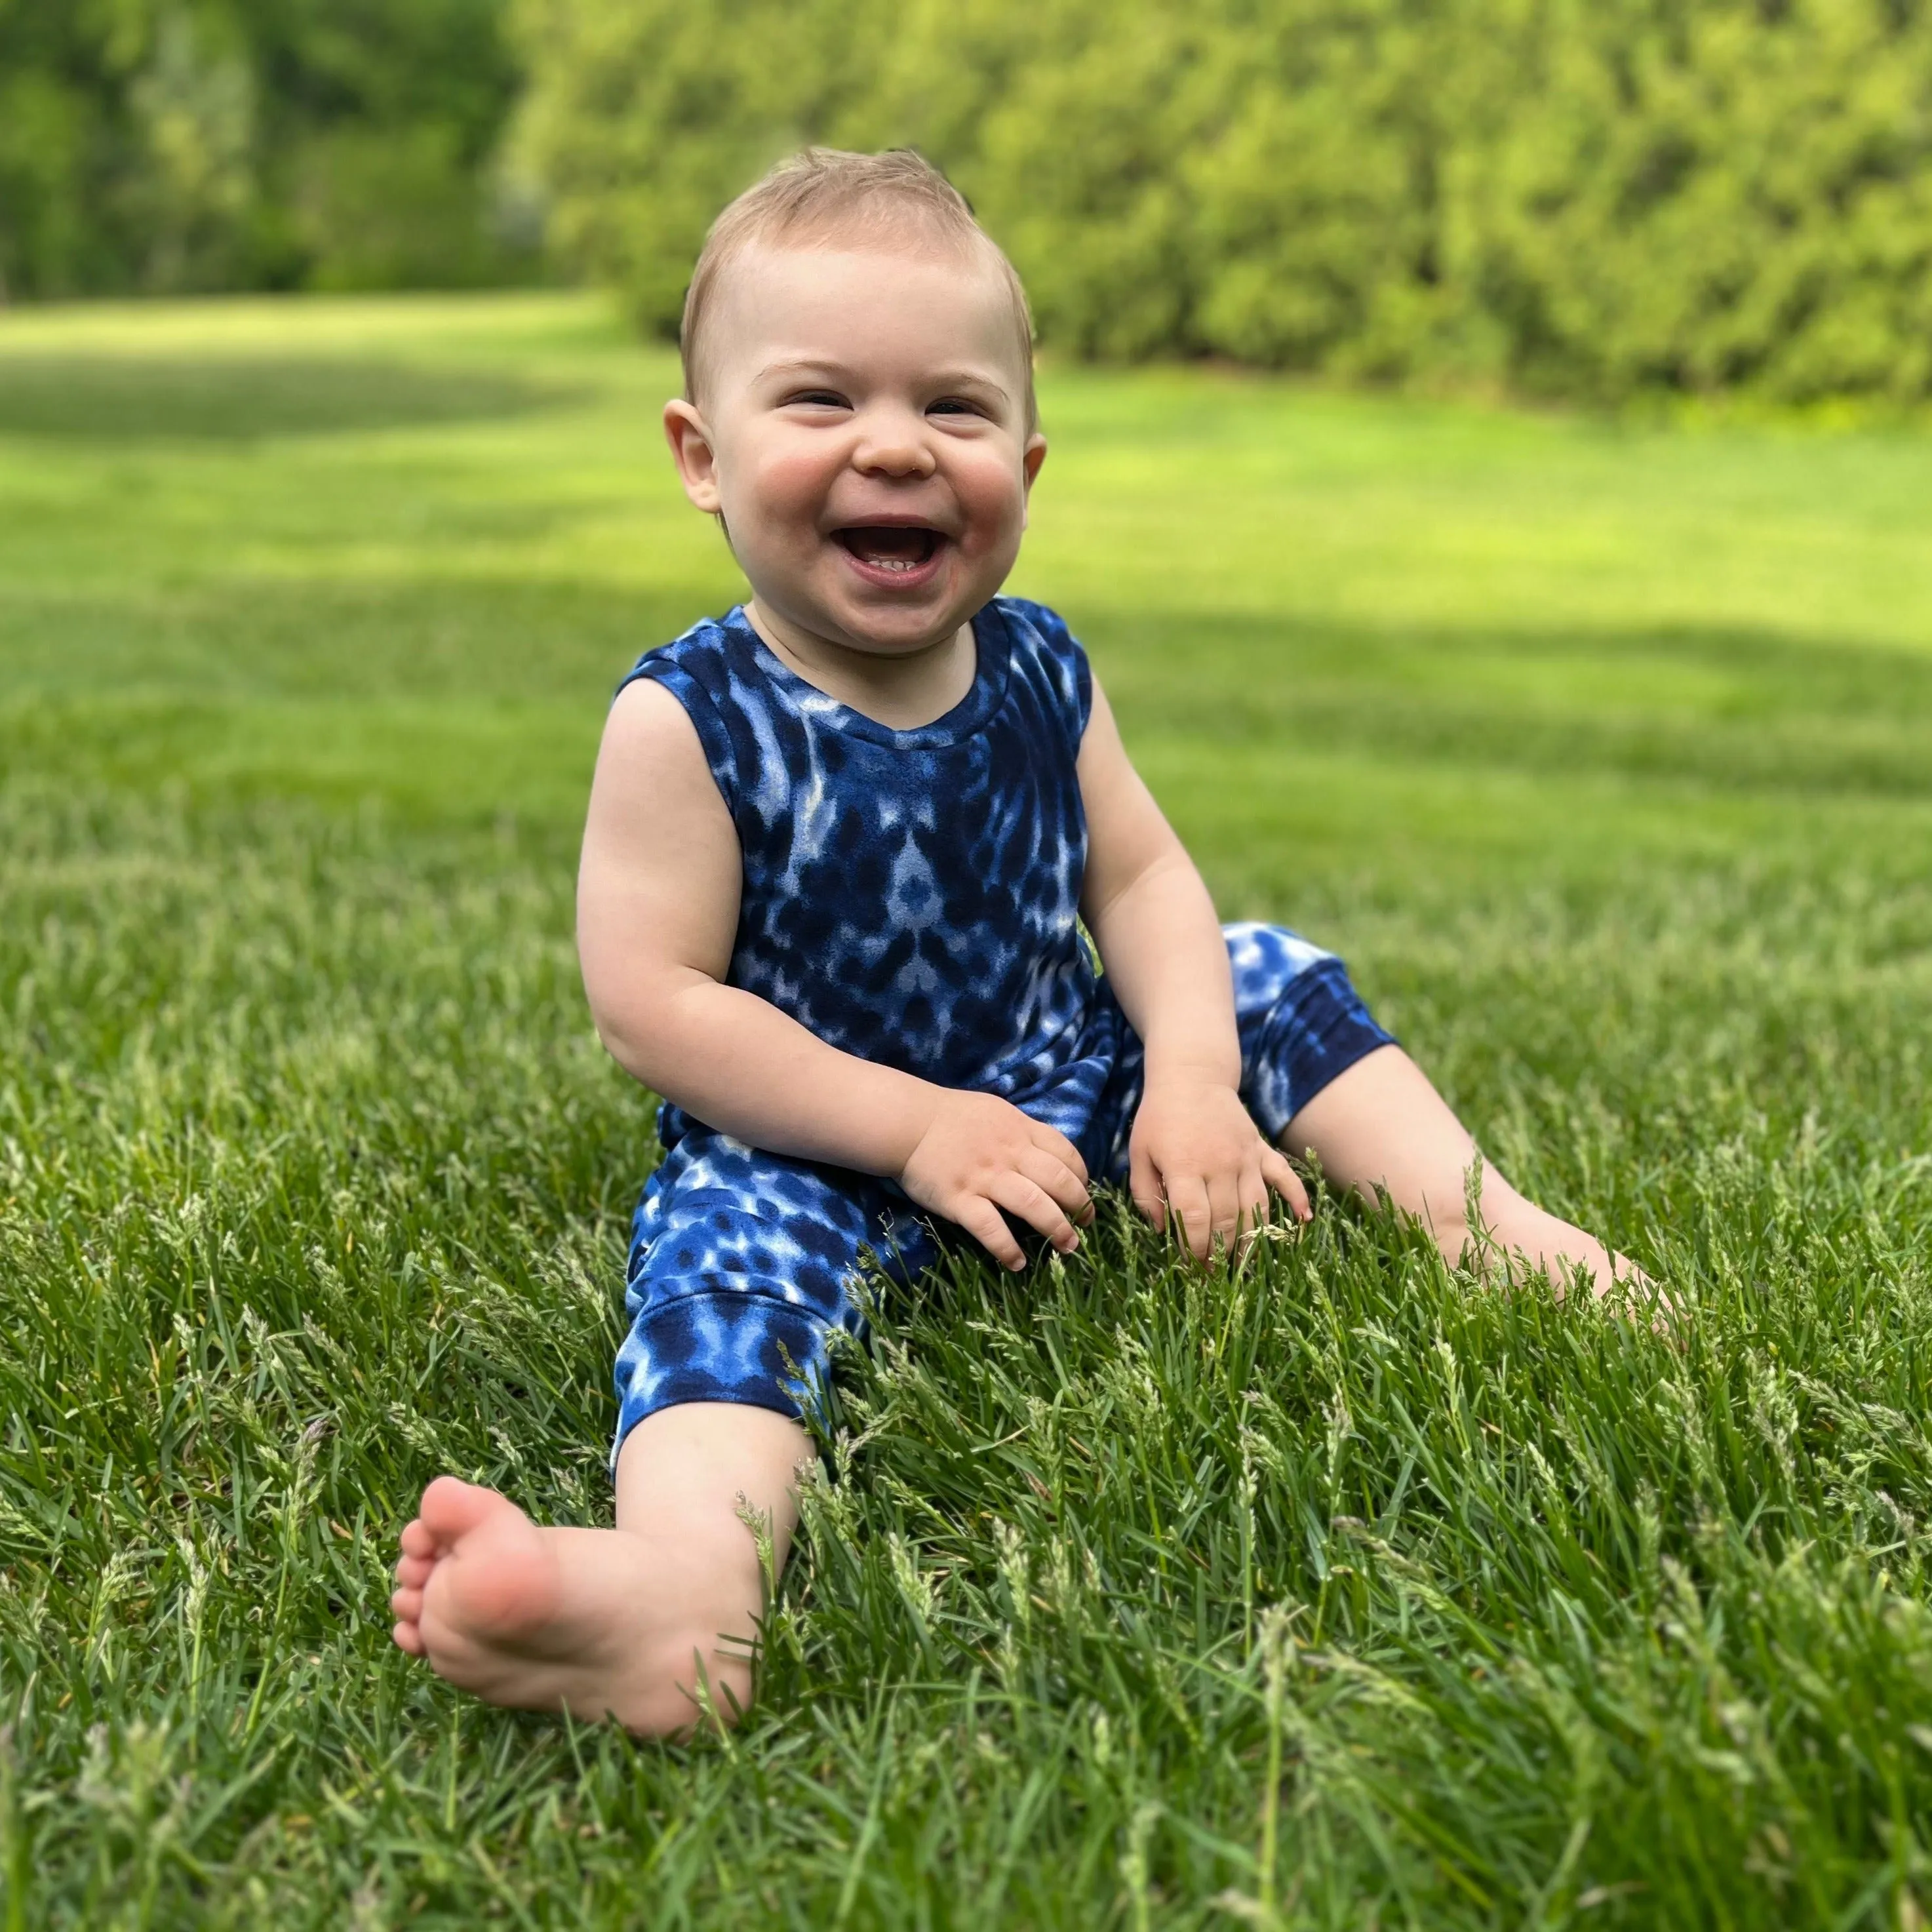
[0,352,585,441]
[1086,606,1932,804]
[4,575,1931,845]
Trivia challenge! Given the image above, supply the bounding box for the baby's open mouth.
[834,525,943,572]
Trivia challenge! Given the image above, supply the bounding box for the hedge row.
[513,0,1932,401]
[0,0,532,299]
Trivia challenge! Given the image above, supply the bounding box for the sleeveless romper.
[610,597,1392,1452]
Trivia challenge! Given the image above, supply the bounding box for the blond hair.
[680,148,1038,435]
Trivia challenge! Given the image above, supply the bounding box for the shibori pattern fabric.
[609,600,1394,1452]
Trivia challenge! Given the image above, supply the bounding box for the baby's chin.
[776,573,987,659]
[819,612,971,661]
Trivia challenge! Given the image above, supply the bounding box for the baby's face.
[665,243,1044,660]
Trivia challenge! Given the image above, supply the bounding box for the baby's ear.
[664,400,722,515]
[1021,433,1048,522]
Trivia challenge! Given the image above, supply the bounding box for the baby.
[390,149,1634,1735]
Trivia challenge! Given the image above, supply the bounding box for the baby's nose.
[852,412,937,477]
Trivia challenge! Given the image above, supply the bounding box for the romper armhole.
[996,596,1093,743]
[1046,604,1094,739]
[615,656,743,821]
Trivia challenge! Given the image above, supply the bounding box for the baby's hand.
[1129,1079,1310,1263]
[899,1090,1094,1270]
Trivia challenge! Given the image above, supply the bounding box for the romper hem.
[611,1288,835,1465]
[1243,955,1397,1142]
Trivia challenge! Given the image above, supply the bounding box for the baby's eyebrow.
[755,357,851,383]
[927,369,1012,402]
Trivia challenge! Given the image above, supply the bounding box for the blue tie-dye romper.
[610,597,1393,1451]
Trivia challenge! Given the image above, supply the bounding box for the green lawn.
[3,292,1931,1929]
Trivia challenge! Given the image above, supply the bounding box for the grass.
[2,290,1930,1929]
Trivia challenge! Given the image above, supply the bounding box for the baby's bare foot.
[391,1475,760,1736]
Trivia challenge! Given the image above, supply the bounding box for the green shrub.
[0,0,535,299]
[515,0,1932,402]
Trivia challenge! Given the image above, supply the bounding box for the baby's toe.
[399,1518,438,1561]
[391,1584,425,1623]
[395,1552,434,1590]
[392,1619,426,1656]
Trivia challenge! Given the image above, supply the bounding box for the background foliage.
[10,0,1932,403]
[0,0,533,298]
[516,0,1932,403]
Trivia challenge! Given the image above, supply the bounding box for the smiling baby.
[389,149,1637,1736]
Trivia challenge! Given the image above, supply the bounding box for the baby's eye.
[785,390,849,410]
[927,397,987,420]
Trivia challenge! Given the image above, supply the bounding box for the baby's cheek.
[950,448,1031,555]
[727,449,839,595]
[749,447,837,526]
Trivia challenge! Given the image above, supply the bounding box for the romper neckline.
[730,601,1014,751]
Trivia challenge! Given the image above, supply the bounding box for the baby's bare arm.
[580,681,942,1173]
[1078,682,1238,1091]
[1077,681,1307,1255]
[577,680,1090,1265]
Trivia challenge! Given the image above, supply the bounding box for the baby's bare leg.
[1281,1044,1638,1295]
[390,1403,811,1736]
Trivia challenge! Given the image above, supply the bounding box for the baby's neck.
[745,602,976,730]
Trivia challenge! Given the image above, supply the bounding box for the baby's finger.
[1261,1145,1312,1221]
[1019,1145,1094,1225]
[1130,1145,1166,1233]
[1235,1154,1270,1226]
[1027,1120,1090,1189]
[953,1195,1028,1271]
[1167,1175,1214,1263]
[1208,1172,1245,1257]
[1234,1173,1273,1270]
[990,1172,1082,1254]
